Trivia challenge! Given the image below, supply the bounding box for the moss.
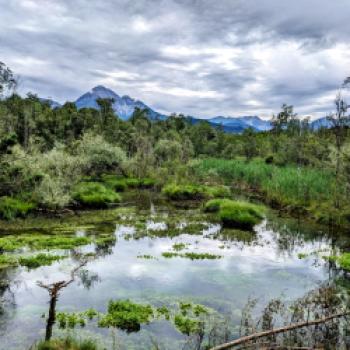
[35,336,98,350]
[19,253,65,268]
[72,182,121,208]
[204,198,265,230]
[0,196,36,220]
[98,299,154,332]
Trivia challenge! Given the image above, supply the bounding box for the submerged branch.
[209,311,350,350]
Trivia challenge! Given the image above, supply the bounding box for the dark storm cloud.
[0,0,349,118]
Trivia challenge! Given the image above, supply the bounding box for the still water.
[0,195,349,349]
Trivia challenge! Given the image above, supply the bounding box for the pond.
[0,192,349,349]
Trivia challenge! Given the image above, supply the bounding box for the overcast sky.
[1,0,349,119]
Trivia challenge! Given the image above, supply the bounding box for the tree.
[327,80,350,208]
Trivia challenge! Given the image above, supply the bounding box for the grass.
[195,158,335,208]
[101,175,156,191]
[35,336,98,350]
[205,198,265,229]
[72,182,121,208]
[162,183,230,201]
[19,253,65,268]
[0,196,36,220]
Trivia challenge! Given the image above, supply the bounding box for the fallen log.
[209,311,350,350]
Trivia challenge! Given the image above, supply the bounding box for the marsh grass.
[19,253,65,268]
[35,336,98,350]
[205,198,265,229]
[0,196,36,220]
[72,182,121,207]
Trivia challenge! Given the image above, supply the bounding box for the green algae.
[19,253,65,268]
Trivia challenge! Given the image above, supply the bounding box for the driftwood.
[209,311,350,350]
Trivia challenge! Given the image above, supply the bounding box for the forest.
[1,62,350,350]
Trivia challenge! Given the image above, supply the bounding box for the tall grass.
[194,158,336,209]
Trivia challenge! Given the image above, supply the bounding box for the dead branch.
[209,311,350,350]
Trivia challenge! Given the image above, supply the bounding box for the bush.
[0,196,36,220]
[72,182,121,208]
[204,198,265,230]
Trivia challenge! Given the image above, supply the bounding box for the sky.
[0,0,350,119]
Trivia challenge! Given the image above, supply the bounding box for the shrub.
[72,182,121,208]
[0,196,36,220]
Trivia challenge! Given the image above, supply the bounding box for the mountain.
[310,117,332,130]
[207,115,272,132]
[75,85,166,121]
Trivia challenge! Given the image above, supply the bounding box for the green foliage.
[0,234,91,252]
[204,198,265,229]
[0,196,35,220]
[174,314,202,335]
[72,182,121,207]
[35,336,98,350]
[18,253,64,268]
[162,183,230,201]
[0,254,17,268]
[162,251,221,259]
[172,243,187,251]
[337,253,350,271]
[98,299,154,332]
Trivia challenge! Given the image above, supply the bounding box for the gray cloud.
[0,0,349,118]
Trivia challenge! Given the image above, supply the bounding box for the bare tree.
[37,260,87,341]
[327,79,350,208]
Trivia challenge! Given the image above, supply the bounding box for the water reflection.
[0,202,349,349]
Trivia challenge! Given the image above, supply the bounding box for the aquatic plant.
[0,196,36,220]
[204,198,265,230]
[19,253,65,268]
[72,182,121,207]
[172,243,187,251]
[162,183,230,201]
[336,253,350,271]
[162,251,221,260]
[98,299,154,332]
[174,314,202,335]
[35,336,98,350]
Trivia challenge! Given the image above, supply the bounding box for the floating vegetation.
[162,251,222,260]
[137,254,155,259]
[172,243,187,251]
[19,253,65,268]
[98,299,154,332]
